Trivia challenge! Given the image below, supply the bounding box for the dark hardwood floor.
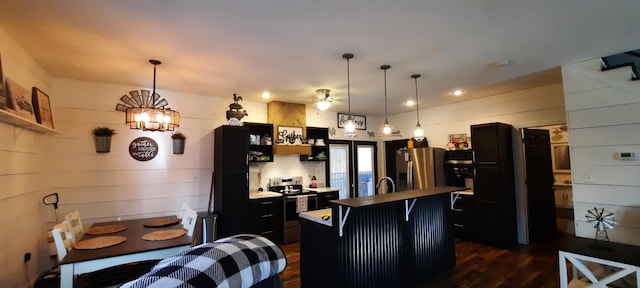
[279,233,573,288]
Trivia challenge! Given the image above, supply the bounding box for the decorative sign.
[277,125,303,144]
[337,113,366,130]
[129,137,158,161]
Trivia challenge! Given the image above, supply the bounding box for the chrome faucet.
[376,177,396,193]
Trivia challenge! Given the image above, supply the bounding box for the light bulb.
[317,100,331,111]
[383,124,392,134]
[344,120,357,138]
[413,123,424,141]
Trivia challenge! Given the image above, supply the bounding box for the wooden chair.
[182,208,198,237]
[52,221,75,261]
[64,210,84,241]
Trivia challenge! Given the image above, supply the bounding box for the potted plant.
[92,126,116,153]
[171,131,186,154]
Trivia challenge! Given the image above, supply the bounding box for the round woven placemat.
[142,229,186,241]
[73,236,127,250]
[85,224,128,235]
[143,218,180,228]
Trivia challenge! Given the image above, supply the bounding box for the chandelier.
[115,60,180,132]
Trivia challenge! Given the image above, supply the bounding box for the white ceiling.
[0,0,639,117]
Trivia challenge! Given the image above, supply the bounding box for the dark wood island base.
[299,187,463,288]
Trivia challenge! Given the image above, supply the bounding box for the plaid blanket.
[120,234,287,288]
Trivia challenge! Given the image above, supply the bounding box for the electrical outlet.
[23,252,31,263]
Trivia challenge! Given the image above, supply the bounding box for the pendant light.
[116,60,180,132]
[343,53,357,138]
[379,64,395,135]
[411,74,424,141]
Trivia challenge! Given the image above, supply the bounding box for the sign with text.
[337,113,366,130]
[129,137,158,161]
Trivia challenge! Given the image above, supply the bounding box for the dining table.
[59,216,192,288]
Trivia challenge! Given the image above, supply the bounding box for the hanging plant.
[92,127,116,153]
[171,131,186,154]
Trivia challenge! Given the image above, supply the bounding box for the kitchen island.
[299,186,463,288]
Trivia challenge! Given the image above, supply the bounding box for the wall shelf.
[0,108,57,134]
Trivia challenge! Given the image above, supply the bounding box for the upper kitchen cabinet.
[267,101,311,155]
[245,122,274,162]
[471,122,517,246]
[300,127,329,161]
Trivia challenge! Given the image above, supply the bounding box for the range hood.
[267,101,311,155]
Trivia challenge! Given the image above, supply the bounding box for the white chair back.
[177,203,190,220]
[52,221,75,261]
[182,209,198,237]
[64,210,84,241]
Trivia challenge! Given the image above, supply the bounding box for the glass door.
[329,142,351,199]
[329,140,377,198]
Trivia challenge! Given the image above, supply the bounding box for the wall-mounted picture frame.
[337,113,366,130]
[0,51,7,109]
[6,78,36,122]
[277,125,303,144]
[32,87,54,129]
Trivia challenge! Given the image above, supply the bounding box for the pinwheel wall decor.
[585,207,617,244]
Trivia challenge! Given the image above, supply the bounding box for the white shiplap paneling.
[563,58,640,245]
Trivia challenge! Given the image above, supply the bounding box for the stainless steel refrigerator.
[395,147,446,191]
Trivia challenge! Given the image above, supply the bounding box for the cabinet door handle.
[261,230,273,235]
[453,224,464,228]
[261,214,274,218]
[260,201,273,205]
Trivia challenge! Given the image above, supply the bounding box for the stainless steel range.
[269,176,317,243]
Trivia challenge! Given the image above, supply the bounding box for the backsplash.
[249,154,327,193]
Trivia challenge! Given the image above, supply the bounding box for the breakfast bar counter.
[299,186,463,288]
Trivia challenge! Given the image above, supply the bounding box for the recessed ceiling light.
[450,89,465,96]
[261,92,271,99]
[405,100,415,106]
[492,59,513,67]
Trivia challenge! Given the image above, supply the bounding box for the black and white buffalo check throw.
[121,234,287,288]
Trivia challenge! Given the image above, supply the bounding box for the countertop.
[331,186,465,208]
[249,191,283,199]
[299,208,332,227]
[303,187,339,193]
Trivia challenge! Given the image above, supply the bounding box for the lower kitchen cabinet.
[316,191,339,209]
[451,193,475,239]
[249,197,283,244]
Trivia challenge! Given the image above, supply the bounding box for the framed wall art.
[337,113,366,130]
[32,87,54,129]
[0,51,6,109]
[6,78,36,122]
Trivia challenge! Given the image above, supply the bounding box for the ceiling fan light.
[315,88,332,111]
[316,99,331,110]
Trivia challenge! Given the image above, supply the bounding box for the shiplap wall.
[0,28,56,287]
[562,59,640,246]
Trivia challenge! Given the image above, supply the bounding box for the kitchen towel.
[296,195,308,213]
